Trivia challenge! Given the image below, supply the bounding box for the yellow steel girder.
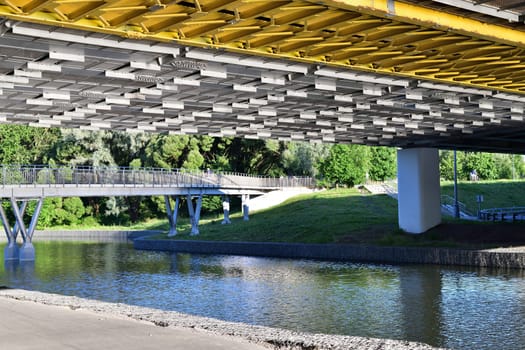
[2,0,525,94]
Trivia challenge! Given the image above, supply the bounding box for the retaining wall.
[134,239,525,269]
[0,230,161,242]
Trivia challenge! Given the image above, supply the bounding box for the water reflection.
[1,241,525,350]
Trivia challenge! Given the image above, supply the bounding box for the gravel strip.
[0,288,446,350]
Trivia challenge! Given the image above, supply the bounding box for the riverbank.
[134,238,525,269]
[0,289,445,350]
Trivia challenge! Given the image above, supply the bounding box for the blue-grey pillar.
[190,195,202,236]
[0,202,18,261]
[397,148,441,234]
[12,198,43,262]
[221,196,231,224]
[242,194,250,221]
[165,195,180,237]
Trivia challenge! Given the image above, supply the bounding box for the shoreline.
[134,238,525,269]
[0,289,445,350]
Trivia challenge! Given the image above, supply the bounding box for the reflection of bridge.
[1,165,313,262]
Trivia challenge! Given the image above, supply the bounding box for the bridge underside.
[0,1,524,152]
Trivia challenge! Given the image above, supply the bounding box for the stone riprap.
[134,239,525,269]
[0,289,445,350]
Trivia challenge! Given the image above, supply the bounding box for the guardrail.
[0,165,314,190]
[440,195,476,218]
[479,207,525,222]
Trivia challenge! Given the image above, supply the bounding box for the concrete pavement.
[0,295,267,350]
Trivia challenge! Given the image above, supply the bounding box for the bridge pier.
[165,195,180,237]
[397,148,441,234]
[0,198,44,262]
[242,194,250,221]
[186,195,202,236]
[221,196,231,224]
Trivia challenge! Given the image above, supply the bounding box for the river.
[1,241,524,350]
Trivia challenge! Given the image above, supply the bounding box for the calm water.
[1,241,525,350]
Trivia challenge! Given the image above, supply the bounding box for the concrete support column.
[191,196,202,236]
[12,197,44,262]
[397,148,441,234]
[242,194,250,221]
[221,196,231,224]
[165,195,180,237]
[0,202,18,261]
[186,195,202,236]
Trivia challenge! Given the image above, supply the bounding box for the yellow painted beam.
[318,0,525,48]
[3,0,525,95]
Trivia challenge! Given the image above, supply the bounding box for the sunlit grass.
[164,188,399,244]
[441,179,525,213]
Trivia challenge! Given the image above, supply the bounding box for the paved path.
[0,296,266,350]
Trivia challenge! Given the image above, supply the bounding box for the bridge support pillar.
[242,194,250,221]
[221,196,231,224]
[0,203,18,261]
[397,148,441,234]
[165,196,180,237]
[186,195,202,236]
[0,198,43,262]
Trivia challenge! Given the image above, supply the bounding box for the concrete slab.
[0,296,266,350]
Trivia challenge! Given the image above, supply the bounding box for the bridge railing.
[0,165,314,190]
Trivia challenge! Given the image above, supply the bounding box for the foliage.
[33,197,86,228]
[440,150,523,181]
[368,146,397,181]
[0,125,59,164]
[460,152,497,180]
[318,144,369,187]
[281,142,330,176]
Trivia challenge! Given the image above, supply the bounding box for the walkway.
[0,289,442,350]
[0,294,266,350]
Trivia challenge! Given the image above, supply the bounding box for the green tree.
[282,142,330,176]
[461,152,497,180]
[318,144,369,187]
[439,150,455,181]
[0,125,59,164]
[368,146,397,181]
[226,139,284,175]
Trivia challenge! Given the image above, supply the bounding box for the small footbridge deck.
[1,165,313,262]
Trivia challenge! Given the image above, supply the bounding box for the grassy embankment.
[47,180,525,247]
[157,179,525,247]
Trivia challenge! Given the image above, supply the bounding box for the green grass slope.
[167,188,399,244]
[441,180,525,213]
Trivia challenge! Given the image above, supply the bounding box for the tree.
[439,150,455,181]
[368,146,397,181]
[461,152,497,180]
[318,144,369,187]
[281,142,330,176]
[0,125,59,164]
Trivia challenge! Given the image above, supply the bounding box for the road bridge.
[0,1,524,236]
[0,165,312,261]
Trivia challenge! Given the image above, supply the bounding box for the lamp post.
[453,150,460,219]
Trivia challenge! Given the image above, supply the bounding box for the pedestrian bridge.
[1,165,313,262]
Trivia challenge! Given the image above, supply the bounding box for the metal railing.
[479,207,525,222]
[440,195,476,218]
[0,165,314,190]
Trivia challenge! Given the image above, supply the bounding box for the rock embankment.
[0,289,446,350]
